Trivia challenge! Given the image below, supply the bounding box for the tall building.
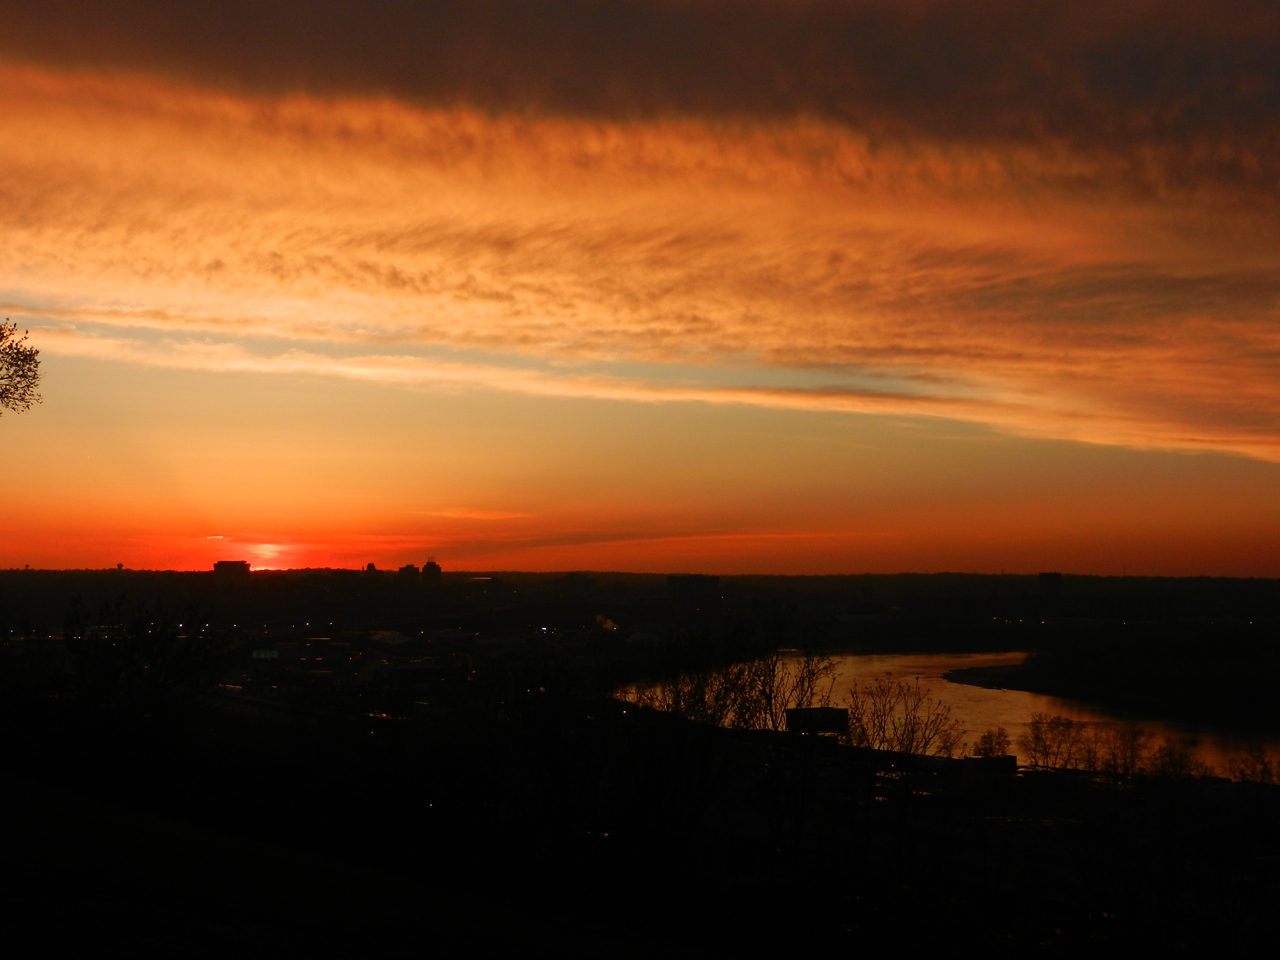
[423,557,442,586]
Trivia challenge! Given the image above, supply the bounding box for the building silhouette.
[423,558,442,586]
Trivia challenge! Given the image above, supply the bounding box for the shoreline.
[944,663,1280,742]
[941,663,1027,691]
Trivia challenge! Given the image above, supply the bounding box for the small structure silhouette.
[786,707,850,737]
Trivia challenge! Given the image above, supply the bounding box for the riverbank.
[941,663,1026,690]
[851,652,1280,772]
[1011,632,1280,735]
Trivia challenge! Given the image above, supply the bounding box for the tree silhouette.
[972,726,1011,757]
[0,320,41,415]
[845,677,965,757]
[626,650,837,731]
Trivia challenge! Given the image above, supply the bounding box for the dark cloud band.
[4,1,1279,154]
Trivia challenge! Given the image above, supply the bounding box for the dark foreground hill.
[4,690,1279,954]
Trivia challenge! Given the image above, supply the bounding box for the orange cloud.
[421,509,536,520]
[4,61,1280,462]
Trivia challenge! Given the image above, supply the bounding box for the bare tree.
[1019,714,1087,769]
[0,321,41,415]
[741,649,838,732]
[1147,738,1214,778]
[1019,715,1218,779]
[626,650,836,732]
[972,726,1011,757]
[845,677,965,757]
[1094,722,1154,776]
[1227,745,1277,784]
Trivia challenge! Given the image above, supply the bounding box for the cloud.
[419,509,536,520]
[3,2,1280,174]
[35,324,1280,462]
[3,59,1280,461]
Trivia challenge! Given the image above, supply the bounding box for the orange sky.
[3,3,1280,574]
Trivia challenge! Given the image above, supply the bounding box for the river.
[829,651,1279,771]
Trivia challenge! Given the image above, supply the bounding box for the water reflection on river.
[832,652,1278,770]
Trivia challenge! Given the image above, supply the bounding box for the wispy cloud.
[417,508,535,520]
[4,59,1280,461]
[35,325,1280,462]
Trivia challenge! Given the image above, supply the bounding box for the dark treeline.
[8,566,1279,644]
[1015,623,1280,732]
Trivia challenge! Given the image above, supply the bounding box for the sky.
[2,0,1280,574]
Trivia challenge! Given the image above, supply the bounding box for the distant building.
[398,564,419,581]
[668,574,720,604]
[366,562,378,573]
[423,558,442,586]
[213,560,250,577]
